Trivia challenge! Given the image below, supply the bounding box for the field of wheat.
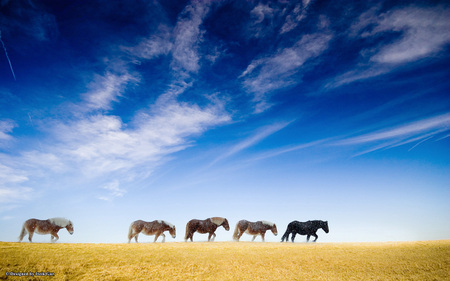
[1,240,449,280]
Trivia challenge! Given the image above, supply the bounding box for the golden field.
[1,240,449,280]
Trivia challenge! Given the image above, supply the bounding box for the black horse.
[281,220,329,242]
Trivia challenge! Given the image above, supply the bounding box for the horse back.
[290,221,313,235]
[237,220,250,231]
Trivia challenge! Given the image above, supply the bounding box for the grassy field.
[1,240,449,280]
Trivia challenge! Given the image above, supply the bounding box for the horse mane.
[261,220,274,227]
[210,217,225,226]
[163,220,174,228]
[48,217,71,227]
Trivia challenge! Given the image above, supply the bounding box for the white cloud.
[171,1,210,74]
[82,71,139,111]
[368,6,450,64]
[241,32,332,112]
[329,5,450,88]
[123,1,210,82]
[247,3,276,39]
[280,0,313,34]
[210,122,291,166]
[124,25,173,60]
[24,90,231,182]
[0,187,33,203]
[245,138,330,163]
[251,3,274,24]
[98,180,126,201]
[332,113,450,155]
[0,163,33,204]
[0,119,15,141]
[0,164,28,185]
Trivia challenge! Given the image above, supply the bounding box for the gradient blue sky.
[0,0,449,243]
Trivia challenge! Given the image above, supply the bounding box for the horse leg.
[208,232,216,242]
[28,231,34,243]
[155,233,166,243]
[312,234,318,242]
[135,233,139,243]
[252,235,256,242]
[261,233,265,242]
[186,231,193,242]
[291,233,296,242]
[306,235,311,242]
[51,232,59,243]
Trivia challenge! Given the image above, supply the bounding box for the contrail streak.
[0,31,16,81]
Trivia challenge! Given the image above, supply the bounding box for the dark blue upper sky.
[0,0,449,243]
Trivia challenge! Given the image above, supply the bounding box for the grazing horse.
[128,220,176,243]
[281,220,329,242]
[185,217,230,242]
[18,218,74,243]
[233,220,278,242]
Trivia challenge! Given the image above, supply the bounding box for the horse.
[18,218,74,243]
[128,220,176,243]
[233,220,278,242]
[185,217,230,242]
[281,220,329,242]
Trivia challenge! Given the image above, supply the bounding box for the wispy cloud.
[0,31,16,80]
[98,180,126,201]
[241,32,332,112]
[0,187,33,203]
[0,163,33,204]
[280,0,313,34]
[245,138,329,163]
[0,88,230,204]
[171,1,210,74]
[210,122,291,166]
[247,3,275,38]
[82,71,139,111]
[123,25,173,60]
[126,1,211,97]
[328,5,450,88]
[333,113,450,155]
[0,120,15,142]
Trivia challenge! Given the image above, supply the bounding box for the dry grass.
[1,240,449,280]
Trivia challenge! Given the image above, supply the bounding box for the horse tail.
[232,222,240,241]
[184,222,190,241]
[18,222,27,242]
[127,223,134,243]
[280,225,290,242]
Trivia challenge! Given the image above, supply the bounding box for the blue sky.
[0,0,449,243]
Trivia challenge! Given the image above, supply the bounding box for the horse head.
[211,217,230,231]
[271,224,278,236]
[66,221,74,235]
[169,225,176,239]
[322,221,329,233]
[222,218,230,231]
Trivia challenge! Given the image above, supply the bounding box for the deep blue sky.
[0,0,449,243]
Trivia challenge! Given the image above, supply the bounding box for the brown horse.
[233,220,278,242]
[18,218,74,243]
[128,220,176,243]
[185,217,230,242]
